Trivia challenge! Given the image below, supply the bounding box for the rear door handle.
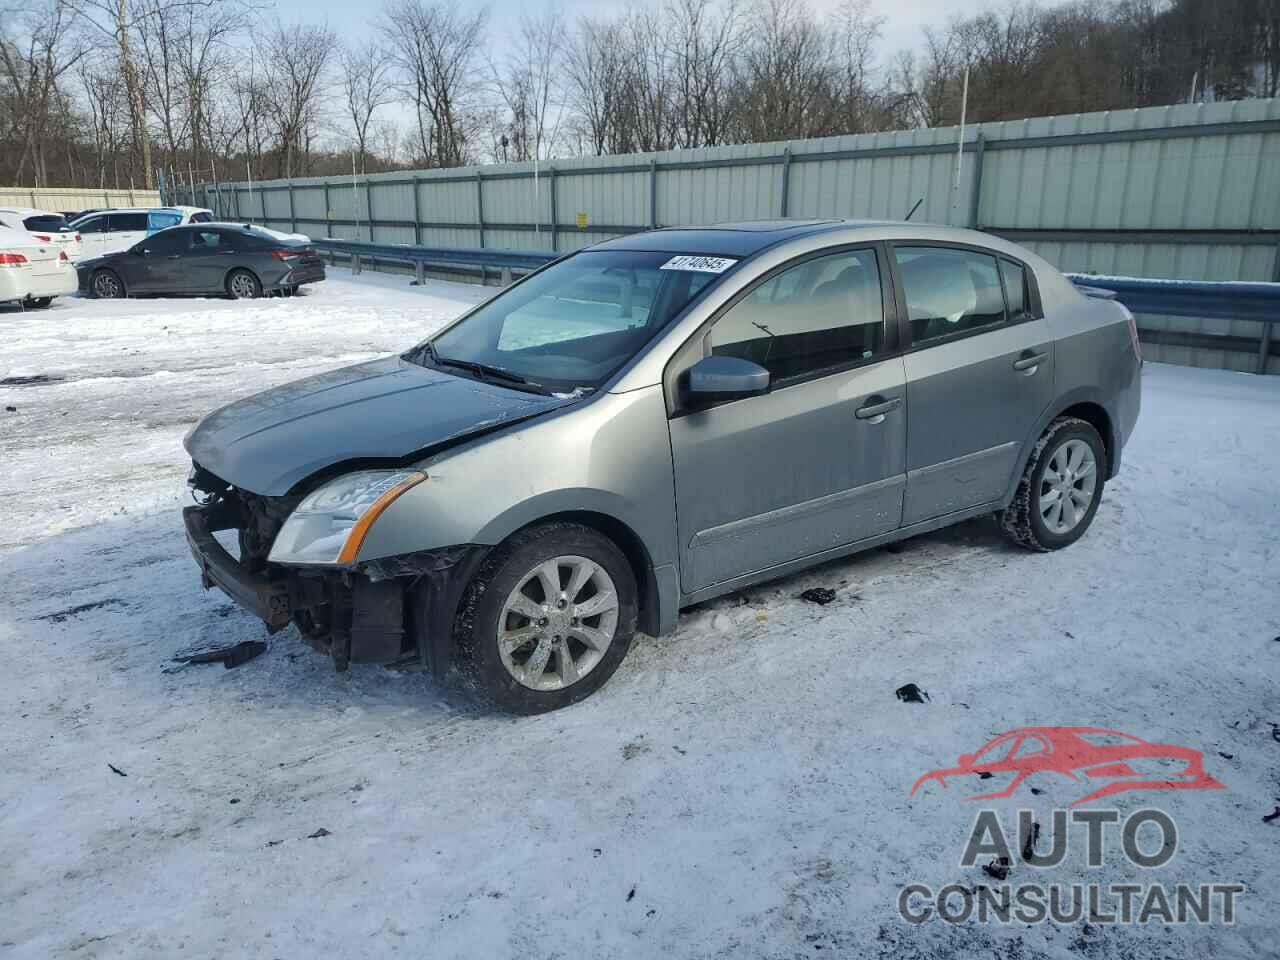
[1013,352,1049,372]
[855,396,902,422]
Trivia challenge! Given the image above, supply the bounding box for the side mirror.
[686,355,770,401]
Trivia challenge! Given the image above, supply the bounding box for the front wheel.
[226,269,262,299]
[91,269,124,299]
[452,522,638,714]
[999,417,1106,551]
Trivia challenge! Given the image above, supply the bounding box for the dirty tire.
[452,522,637,714]
[226,269,262,299]
[999,417,1106,551]
[26,296,53,309]
[91,269,124,299]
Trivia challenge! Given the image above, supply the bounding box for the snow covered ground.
[1,272,1278,959]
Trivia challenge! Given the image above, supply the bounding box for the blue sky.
[268,0,1035,64]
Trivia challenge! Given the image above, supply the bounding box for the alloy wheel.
[497,555,619,691]
[93,272,121,298]
[229,273,258,298]
[1039,438,1097,534]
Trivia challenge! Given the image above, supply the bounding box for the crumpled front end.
[184,461,487,674]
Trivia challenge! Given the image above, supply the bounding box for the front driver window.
[708,249,884,381]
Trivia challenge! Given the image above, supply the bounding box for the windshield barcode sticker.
[660,255,738,274]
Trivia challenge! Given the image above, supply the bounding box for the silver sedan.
[184,219,1142,713]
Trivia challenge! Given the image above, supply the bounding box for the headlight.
[268,469,426,566]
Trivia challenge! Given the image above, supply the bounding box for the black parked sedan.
[77,223,325,299]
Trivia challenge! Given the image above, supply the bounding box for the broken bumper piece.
[183,505,291,631]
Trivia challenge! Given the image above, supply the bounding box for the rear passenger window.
[189,230,228,251]
[895,247,1006,344]
[78,216,107,234]
[1000,258,1031,319]
[190,211,214,223]
[109,213,148,232]
[709,249,884,381]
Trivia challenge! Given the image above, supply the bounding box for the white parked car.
[70,205,215,259]
[0,225,78,308]
[0,208,82,261]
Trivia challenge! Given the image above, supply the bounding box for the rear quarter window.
[24,215,70,232]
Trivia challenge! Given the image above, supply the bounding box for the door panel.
[671,357,906,593]
[902,320,1054,524]
[77,216,108,258]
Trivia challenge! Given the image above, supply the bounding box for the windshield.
[415,250,731,394]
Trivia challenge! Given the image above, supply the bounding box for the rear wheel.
[452,522,638,714]
[26,296,53,309]
[226,269,262,299]
[999,417,1106,551]
[91,269,124,299]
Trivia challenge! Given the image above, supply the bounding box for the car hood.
[184,355,574,495]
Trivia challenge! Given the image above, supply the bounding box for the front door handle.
[167,254,181,260]
[855,395,902,423]
[1013,351,1049,373]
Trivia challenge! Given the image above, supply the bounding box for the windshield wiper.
[432,354,553,395]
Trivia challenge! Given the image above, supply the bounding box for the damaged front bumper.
[183,498,487,675]
[184,505,292,630]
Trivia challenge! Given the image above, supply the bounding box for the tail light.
[1119,303,1141,362]
[75,233,82,243]
[0,252,28,266]
[271,248,300,261]
[33,234,52,242]
[59,251,70,262]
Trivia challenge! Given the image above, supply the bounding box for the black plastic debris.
[108,763,127,777]
[799,587,837,605]
[1219,752,1234,760]
[626,886,636,902]
[1263,807,1280,824]
[895,683,930,704]
[307,827,331,839]
[1030,787,1044,796]
[174,640,266,670]
[982,856,1011,881]
[977,771,993,780]
[4,406,15,412]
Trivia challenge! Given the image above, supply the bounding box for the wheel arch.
[224,266,262,294]
[503,509,662,637]
[1004,389,1118,504]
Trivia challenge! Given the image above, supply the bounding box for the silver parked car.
[184,220,1141,712]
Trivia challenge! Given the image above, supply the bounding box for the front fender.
[354,385,679,570]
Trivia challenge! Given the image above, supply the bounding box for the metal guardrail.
[310,238,557,285]
[1067,274,1279,374]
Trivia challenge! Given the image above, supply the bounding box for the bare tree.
[490,11,565,162]
[381,0,487,168]
[0,0,88,185]
[666,0,745,148]
[258,21,336,177]
[339,40,392,173]
[563,17,629,155]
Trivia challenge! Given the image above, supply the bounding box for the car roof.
[0,207,61,218]
[591,218,986,258]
